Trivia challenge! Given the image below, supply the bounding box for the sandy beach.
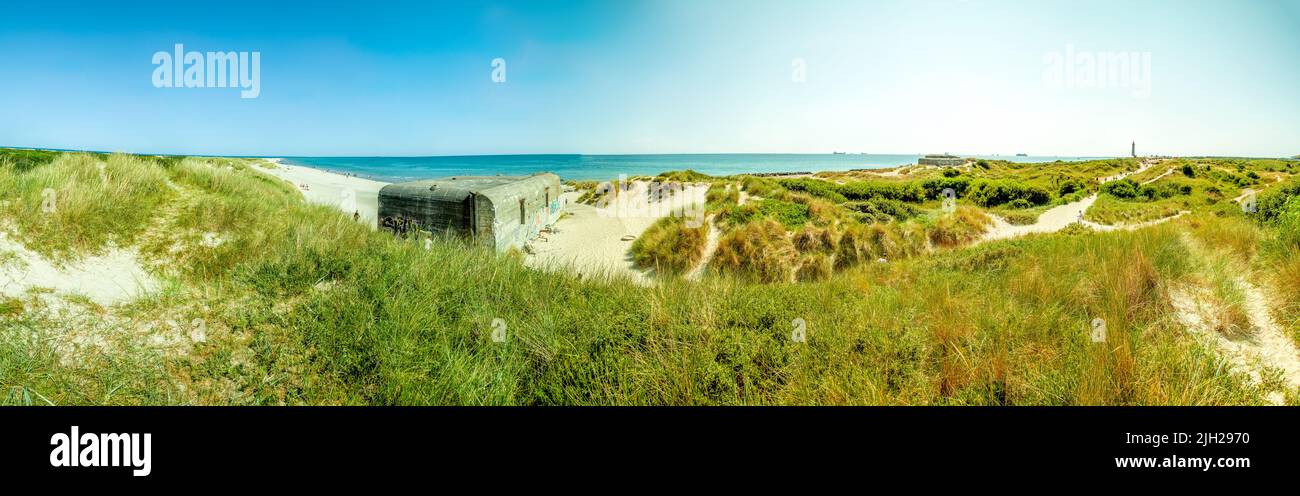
[255,159,389,227]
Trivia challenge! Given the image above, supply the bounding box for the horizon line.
[4,144,1296,161]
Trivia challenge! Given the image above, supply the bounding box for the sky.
[1,0,1298,157]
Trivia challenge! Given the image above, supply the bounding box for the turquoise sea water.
[277,154,1111,182]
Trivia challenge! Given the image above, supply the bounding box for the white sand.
[0,231,157,306]
[255,158,389,227]
[524,181,709,283]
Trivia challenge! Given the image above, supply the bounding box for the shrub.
[838,180,925,202]
[778,178,847,203]
[1100,178,1141,199]
[843,198,920,223]
[723,199,810,228]
[1058,178,1088,196]
[1181,163,1196,178]
[942,168,961,178]
[920,177,971,200]
[966,179,1051,207]
[1252,178,1300,224]
[711,220,797,282]
[1277,197,1300,248]
[629,214,709,274]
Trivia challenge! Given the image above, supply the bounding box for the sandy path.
[685,216,722,281]
[254,159,389,228]
[524,182,709,283]
[982,159,1158,241]
[1171,280,1300,404]
[524,191,654,283]
[1141,168,1176,185]
[1171,234,1300,404]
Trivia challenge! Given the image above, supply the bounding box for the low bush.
[1254,178,1300,224]
[838,180,925,202]
[779,178,847,203]
[722,199,810,228]
[843,198,920,223]
[966,179,1051,207]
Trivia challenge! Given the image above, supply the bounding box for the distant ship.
[1015,153,1028,157]
[832,151,846,155]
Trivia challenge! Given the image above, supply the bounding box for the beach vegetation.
[630,214,709,275]
[710,219,797,282]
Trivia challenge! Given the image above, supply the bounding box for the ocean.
[276,154,1110,183]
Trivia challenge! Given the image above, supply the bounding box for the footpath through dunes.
[982,159,1163,241]
[524,181,709,283]
[1170,233,1300,404]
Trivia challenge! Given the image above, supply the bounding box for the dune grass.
[0,153,174,257]
[630,214,709,275]
[711,220,798,283]
[926,206,992,248]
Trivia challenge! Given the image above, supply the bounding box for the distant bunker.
[918,154,965,167]
[378,173,563,251]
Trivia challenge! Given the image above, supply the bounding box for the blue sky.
[1,0,1298,157]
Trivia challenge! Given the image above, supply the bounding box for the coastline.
[255,158,389,227]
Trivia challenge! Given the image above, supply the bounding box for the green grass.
[720,198,811,228]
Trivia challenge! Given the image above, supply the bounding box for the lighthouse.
[1131,141,1136,158]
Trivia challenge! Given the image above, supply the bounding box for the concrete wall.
[475,173,562,251]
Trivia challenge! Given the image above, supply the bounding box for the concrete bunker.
[378,173,563,251]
